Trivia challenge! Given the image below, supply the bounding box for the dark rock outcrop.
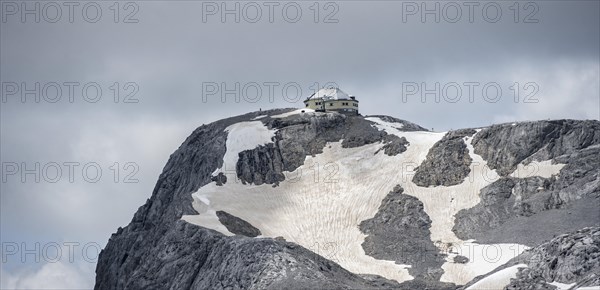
[210,172,227,186]
[375,135,409,156]
[413,129,476,187]
[236,143,286,186]
[216,210,261,237]
[359,185,450,285]
[453,177,519,241]
[397,279,458,290]
[551,145,600,203]
[510,227,600,288]
[454,256,469,264]
[461,227,600,290]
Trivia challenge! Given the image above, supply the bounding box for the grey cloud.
[1,0,598,287]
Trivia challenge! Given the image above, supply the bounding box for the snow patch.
[365,117,405,130]
[271,108,315,118]
[465,264,527,290]
[549,281,577,290]
[252,115,267,120]
[182,198,234,236]
[509,159,566,179]
[308,88,351,100]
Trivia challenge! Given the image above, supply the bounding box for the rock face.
[359,185,454,288]
[216,211,261,237]
[513,227,600,287]
[462,227,600,290]
[95,109,599,290]
[236,143,286,186]
[412,129,476,187]
[453,124,600,246]
[375,135,409,156]
[472,120,599,176]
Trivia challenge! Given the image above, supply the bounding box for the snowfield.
[184,140,415,282]
[270,108,315,118]
[182,116,567,285]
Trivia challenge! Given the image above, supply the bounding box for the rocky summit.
[95,108,599,290]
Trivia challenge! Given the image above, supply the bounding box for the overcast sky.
[1,1,599,288]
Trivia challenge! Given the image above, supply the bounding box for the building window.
[329,103,333,106]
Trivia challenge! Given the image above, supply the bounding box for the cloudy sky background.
[1,1,599,288]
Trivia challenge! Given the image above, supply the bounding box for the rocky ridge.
[95,109,599,290]
[95,109,413,289]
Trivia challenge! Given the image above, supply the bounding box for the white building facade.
[303,88,359,115]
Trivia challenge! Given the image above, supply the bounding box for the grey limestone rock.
[216,210,262,237]
[211,172,227,186]
[375,135,409,156]
[454,256,469,264]
[453,143,599,246]
[413,129,476,187]
[460,227,600,290]
[359,185,452,285]
[472,120,599,176]
[505,227,600,289]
